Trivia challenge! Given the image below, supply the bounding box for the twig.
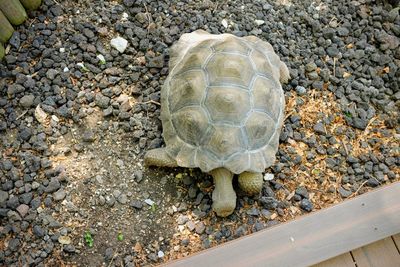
[16,110,28,120]
[341,139,349,156]
[213,2,219,12]
[363,117,376,135]
[213,0,229,13]
[349,180,369,198]
[143,3,150,20]
[134,100,161,106]
[335,174,342,199]
[284,111,294,121]
[143,3,152,33]
[70,76,77,86]
[333,57,337,77]
[70,128,77,144]
[29,17,39,27]
[107,250,118,267]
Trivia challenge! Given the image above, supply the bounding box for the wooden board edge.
[164,181,400,267]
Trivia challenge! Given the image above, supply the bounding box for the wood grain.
[165,182,400,267]
[393,234,400,250]
[352,237,400,267]
[312,252,355,267]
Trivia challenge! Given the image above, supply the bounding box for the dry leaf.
[136,56,146,66]
[286,191,295,200]
[58,235,71,245]
[290,206,299,214]
[35,105,48,124]
[134,242,143,253]
[287,138,297,146]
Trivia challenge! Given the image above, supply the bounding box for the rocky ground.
[0,0,399,266]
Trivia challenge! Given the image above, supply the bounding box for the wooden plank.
[312,252,355,267]
[393,234,400,251]
[165,182,400,267]
[352,237,400,266]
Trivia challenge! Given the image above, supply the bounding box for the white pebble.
[96,175,103,184]
[97,54,106,64]
[116,159,124,168]
[32,181,40,189]
[158,251,164,258]
[51,115,59,122]
[58,235,71,245]
[264,173,274,181]
[255,19,265,26]
[144,199,154,206]
[221,19,228,28]
[63,67,69,72]
[59,48,65,53]
[110,37,128,53]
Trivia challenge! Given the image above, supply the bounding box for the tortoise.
[145,30,289,217]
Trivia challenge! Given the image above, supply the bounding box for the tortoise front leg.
[210,168,236,217]
[144,148,178,167]
[279,61,290,84]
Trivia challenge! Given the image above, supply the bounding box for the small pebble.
[300,199,313,212]
[157,251,164,258]
[110,37,128,53]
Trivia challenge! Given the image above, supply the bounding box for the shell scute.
[205,86,250,124]
[252,76,282,120]
[204,125,245,159]
[244,111,276,150]
[206,53,254,87]
[171,106,209,146]
[168,70,206,112]
[212,37,251,55]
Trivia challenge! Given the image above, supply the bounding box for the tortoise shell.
[159,30,287,174]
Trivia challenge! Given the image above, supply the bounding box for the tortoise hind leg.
[238,172,263,196]
[210,168,236,217]
[144,148,177,167]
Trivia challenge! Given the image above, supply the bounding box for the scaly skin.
[238,172,263,196]
[280,61,291,84]
[144,148,177,167]
[210,168,236,217]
